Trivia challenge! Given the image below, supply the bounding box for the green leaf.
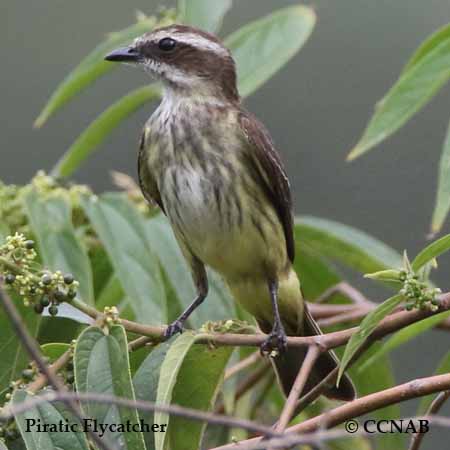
[337,294,404,385]
[226,5,316,98]
[23,189,94,305]
[347,24,450,160]
[412,233,450,271]
[145,215,236,327]
[52,85,160,179]
[81,193,166,324]
[296,216,402,274]
[432,120,450,233]
[418,350,450,414]
[41,343,71,362]
[168,346,233,450]
[155,333,233,450]
[178,0,232,33]
[358,310,450,372]
[402,23,450,73]
[155,333,198,450]
[133,342,171,450]
[34,16,157,127]
[74,325,146,450]
[13,389,89,450]
[0,294,40,393]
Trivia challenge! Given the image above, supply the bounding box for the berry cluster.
[0,233,79,315]
[399,270,441,312]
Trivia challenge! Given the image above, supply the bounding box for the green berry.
[41,274,52,285]
[48,305,58,316]
[5,274,16,284]
[25,240,35,249]
[64,274,74,285]
[34,303,44,314]
[54,290,66,302]
[40,296,50,307]
[67,289,77,301]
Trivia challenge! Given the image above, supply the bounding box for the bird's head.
[105,24,239,103]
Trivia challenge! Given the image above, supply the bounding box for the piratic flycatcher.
[105,25,355,400]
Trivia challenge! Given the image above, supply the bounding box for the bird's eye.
[158,38,176,52]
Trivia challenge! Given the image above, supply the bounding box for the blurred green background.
[1,0,449,445]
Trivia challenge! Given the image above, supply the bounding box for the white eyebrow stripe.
[138,30,229,57]
[172,32,229,56]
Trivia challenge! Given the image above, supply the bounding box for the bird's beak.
[104,46,140,63]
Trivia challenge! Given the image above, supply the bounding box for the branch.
[4,254,450,349]
[212,372,450,449]
[274,345,320,433]
[216,416,450,450]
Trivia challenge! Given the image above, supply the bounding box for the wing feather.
[239,110,295,262]
[138,129,166,214]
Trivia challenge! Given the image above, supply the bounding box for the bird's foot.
[164,320,184,340]
[260,324,287,357]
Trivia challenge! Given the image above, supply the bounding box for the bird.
[105,24,355,401]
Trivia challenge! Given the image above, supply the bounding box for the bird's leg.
[164,292,207,339]
[164,255,208,340]
[261,279,288,356]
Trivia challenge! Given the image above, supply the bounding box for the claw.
[260,324,287,357]
[164,320,184,340]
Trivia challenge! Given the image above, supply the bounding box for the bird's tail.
[257,304,356,401]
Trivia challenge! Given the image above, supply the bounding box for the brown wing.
[239,110,295,262]
[137,129,166,214]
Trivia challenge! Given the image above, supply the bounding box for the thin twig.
[0,284,114,450]
[409,390,450,450]
[308,302,359,319]
[27,350,72,393]
[275,345,320,433]
[224,352,261,381]
[313,281,374,307]
[317,307,371,328]
[296,367,339,412]
[0,391,281,438]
